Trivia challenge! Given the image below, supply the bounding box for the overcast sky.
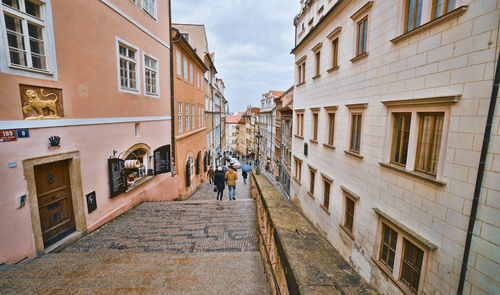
[171,0,300,113]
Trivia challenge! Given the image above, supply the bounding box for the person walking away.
[225,166,238,200]
[207,166,215,184]
[242,170,248,184]
[214,167,225,201]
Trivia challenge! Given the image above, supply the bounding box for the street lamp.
[256,131,263,175]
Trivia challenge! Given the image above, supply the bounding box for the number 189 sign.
[0,130,17,142]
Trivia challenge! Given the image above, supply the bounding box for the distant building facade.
[172,28,208,199]
[292,0,500,294]
[275,87,294,196]
[226,113,243,154]
[259,91,283,176]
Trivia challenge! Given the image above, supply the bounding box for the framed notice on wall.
[154,145,171,175]
[108,158,127,198]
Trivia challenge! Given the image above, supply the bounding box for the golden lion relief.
[22,88,62,120]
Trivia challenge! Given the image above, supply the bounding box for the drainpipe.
[168,0,176,175]
[457,50,500,294]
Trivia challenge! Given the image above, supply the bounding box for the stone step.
[0,251,269,295]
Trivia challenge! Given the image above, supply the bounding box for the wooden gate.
[34,160,75,246]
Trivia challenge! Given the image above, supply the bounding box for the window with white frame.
[144,54,158,95]
[183,57,188,81]
[191,104,195,129]
[141,0,156,19]
[2,0,48,70]
[201,105,204,126]
[185,103,189,130]
[176,50,181,77]
[198,105,202,127]
[189,64,194,84]
[178,102,183,133]
[118,41,138,91]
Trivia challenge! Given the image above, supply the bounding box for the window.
[356,16,368,56]
[314,51,320,77]
[294,157,302,183]
[331,38,339,68]
[296,112,304,137]
[327,112,335,146]
[188,155,194,179]
[344,194,355,233]
[350,114,362,153]
[391,113,411,166]
[312,111,318,141]
[183,57,188,81]
[198,106,201,127]
[185,103,189,130]
[118,42,138,91]
[201,105,204,126]
[322,177,331,212]
[400,239,424,294]
[142,0,157,19]
[297,60,306,85]
[178,102,183,133]
[405,0,423,32]
[309,167,316,196]
[379,223,398,270]
[144,55,158,96]
[2,0,48,71]
[124,147,150,187]
[176,51,182,76]
[432,0,455,19]
[189,63,194,84]
[191,104,195,129]
[415,113,444,175]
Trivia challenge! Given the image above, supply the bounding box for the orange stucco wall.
[0,0,174,264]
[173,40,207,199]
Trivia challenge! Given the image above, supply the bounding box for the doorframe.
[23,151,86,256]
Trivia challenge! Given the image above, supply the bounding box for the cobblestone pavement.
[0,174,270,294]
[190,167,251,201]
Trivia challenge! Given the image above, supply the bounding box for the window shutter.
[196,152,201,175]
[186,160,191,187]
[203,152,208,172]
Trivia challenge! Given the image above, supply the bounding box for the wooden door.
[34,160,75,246]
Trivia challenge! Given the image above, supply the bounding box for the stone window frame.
[340,185,359,239]
[380,96,458,184]
[293,156,302,184]
[323,106,338,150]
[344,103,367,159]
[326,26,342,72]
[295,109,305,139]
[296,55,307,86]
[372,208,437,295]
[143,52,159,97]
[311,42,322,79]
[307,164,316,199]
[175,50,182,77]
[321,173,333,214]
[310,107,320,143]
[350,1,373,62]
[116,37,141,94]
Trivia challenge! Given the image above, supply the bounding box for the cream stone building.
[291,0,500,294]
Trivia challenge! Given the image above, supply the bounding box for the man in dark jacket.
[214,167,226,201]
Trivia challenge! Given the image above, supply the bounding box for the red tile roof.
[226,112,243,124]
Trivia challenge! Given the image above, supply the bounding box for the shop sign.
[86,191,97,213]
[108,158,127,198]
[154,144,171,175]
[0,129,17,142]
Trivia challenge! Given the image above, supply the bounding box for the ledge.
[294,135,304,140]
[124,175,155,194]
[381,95,461,107]
[344,150,364,159]
[340,185,360,201]
[346,102,368,109]
[351,1,374,20]
[324,105,338,111]
[293,177,302,185]
[311,42,323,52]
[320,172,333,183]
[323,143,336,150]
[312,74,321,80]
[379,162,446,186]
[327,26,342,40]
[310,107,321,112]
[251,172,378,294]
[327,65,339,73]
[340,224,355,240]
[373,208,438,250]
[320,204,331,215]
[307,191,315,200]
[296,82,305,87]
[309,139,318,144]
[391,6,468,44]
[371,257,416,295]
[350,52,368,63]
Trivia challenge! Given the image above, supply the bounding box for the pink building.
[0,0,177,264]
